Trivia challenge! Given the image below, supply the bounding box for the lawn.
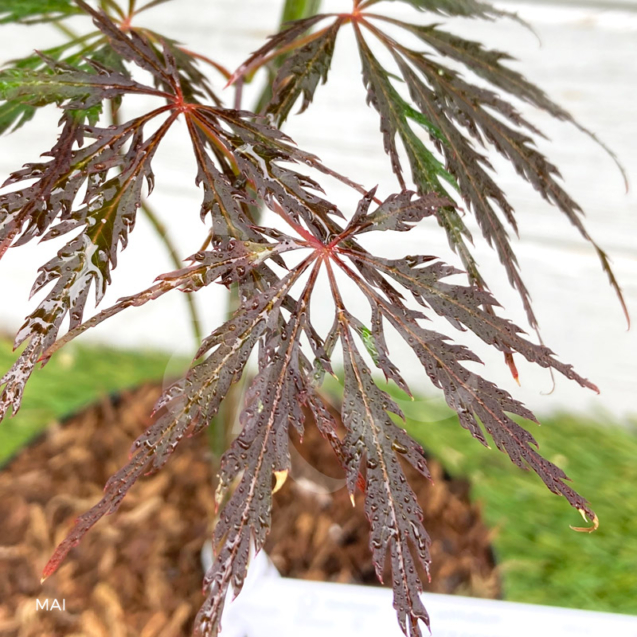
[398,396,637,614]
[0,338,183,465]
[1,338,636,615]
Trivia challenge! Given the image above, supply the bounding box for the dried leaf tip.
[272,469,289,494]
[504,352,520,386]
[214,481,224,514]
[570,509,599,533]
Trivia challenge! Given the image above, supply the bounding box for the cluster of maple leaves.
[0,1,619,635]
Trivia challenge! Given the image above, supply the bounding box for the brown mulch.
[0,385,500,637]
[265,416,500,597]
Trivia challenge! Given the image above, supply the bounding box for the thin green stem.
[280,0,323,23]
[99,0,126,19]
[214,3,325,453]
[140,199,203,347]
[216,0,325,447]
[51,19,80,40]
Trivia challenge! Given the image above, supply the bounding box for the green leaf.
[355,323,380,366]
[0,37,122,134]
[0,101,36,135]
[0,0,80,24]
[402,100,446,144]
[0,61,163,110]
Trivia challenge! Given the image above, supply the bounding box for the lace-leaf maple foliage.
[234,3,628,329]
[0,1,622,636]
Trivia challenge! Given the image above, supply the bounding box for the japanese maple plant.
[0,0,626,635]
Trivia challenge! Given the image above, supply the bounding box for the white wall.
[0,1,635,420]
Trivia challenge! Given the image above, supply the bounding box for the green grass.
[1,340,636,614]
[400,396,637,615]
[323,379,637,616]
[0,338,186,465]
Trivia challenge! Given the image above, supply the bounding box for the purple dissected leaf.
[360,15,627,325]
[388,302,593,514]
[345,248,598,391]
[376,0,523,22]
[341,264,594,522]
[139,30,223,105]
[228,14,332,87]
[386,52,538,326]
[266,20,342,125]
[390,20,581,126]
[370,306,412,396]
[0,5,612,637]
[39,238,303,362]
[354,26,487,289]
[188,124,263,242]
[0,111,175,419]
[75,0,178,90]
[354,189,450,234]
[406,19,626,187]
[338,310,431,637]
[0,114,83,257]
[356,30,406,192]
[192,107,345,241]
[196,262,320,637]
[237,8,626,326]
[305,385,347,466]
[42,259,314,587]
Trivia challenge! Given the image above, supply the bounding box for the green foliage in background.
[0,338,182,465]
[405,404,637,614]
[322,376,637,616]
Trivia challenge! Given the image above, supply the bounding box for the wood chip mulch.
[266,415,500,597]
[0,384,500,637]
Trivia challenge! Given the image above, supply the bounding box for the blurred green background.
[1,337,636,615]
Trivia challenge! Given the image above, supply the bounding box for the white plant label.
[217,552,637,637]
